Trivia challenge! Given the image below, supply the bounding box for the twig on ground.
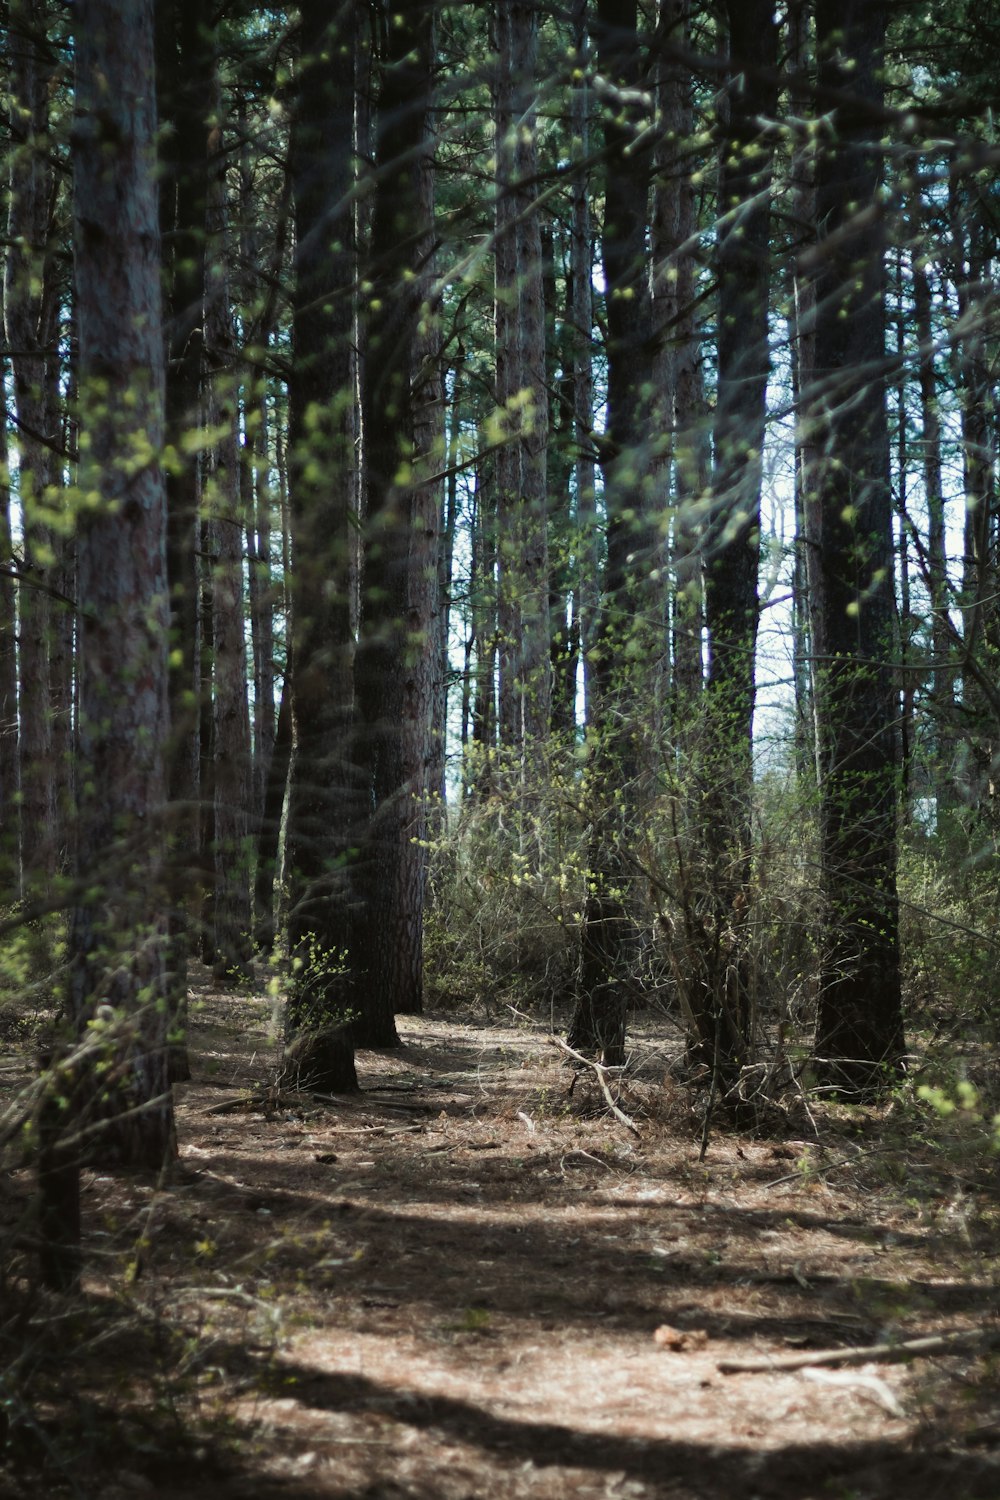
[547,1035,642,1137]
[717,1327,1000,1374]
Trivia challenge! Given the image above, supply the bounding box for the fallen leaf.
[654,1324,708,1351]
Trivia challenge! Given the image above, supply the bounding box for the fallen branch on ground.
[547,1035,641,1137]
[718,1327,1000,1374]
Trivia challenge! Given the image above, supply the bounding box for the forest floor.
[2,974,1000,1500]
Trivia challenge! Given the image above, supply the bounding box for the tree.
[569,0,659,1067]
[5,0,60,900]
[351,0,439,1043]
[493,0,550,772]
[68,0,175,1166]
[807,0,904,1090]
[156,0,214,1080]
[282,0,360,1092]
[691,0,777,1086]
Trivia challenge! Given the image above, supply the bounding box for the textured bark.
[69,0,175,1167]
[808,0,903,1091]
[0,336,20,900]
[205,87,254,983]
[687,0,777,1084]
[493,1,550,767]
[654,0,706,722]
[569,0,657,1067]
[5,0,59,899]
[282,0,360,1093]
[352,0,438,1043]
[948,185,997,813]
[788,0,821,786]
[912,250,955,813]
[254,671,290,958]
[157,0,213,1076]
[569,0,598,731]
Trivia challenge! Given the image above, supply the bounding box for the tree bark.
[204,83,254,983]
[5,0,59,901]
[0,332,20,900]
[69,0,175,1167]
[492,1,550,775]
[351,0,438,1043]
[157,0,213,1077]
[808,0,904,1091]
[686,0,777,1085]
[281,0,361,1093]
[569,0,658,1066]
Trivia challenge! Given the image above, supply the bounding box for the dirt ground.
[3,976,1000,1500]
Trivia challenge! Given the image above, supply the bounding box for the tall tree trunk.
[912,247,955,818]
[5,0,58,901]
[808,0,904,1091]
[281,0,360,1093]
[569,0,658,1067]
[492,1,550,775]
[654,0,706,732]
[254,670,291,958]
[683,0,777,1087]
[0,340,19,900]
[569,0,598,732]
[157,0,212,1076]
[949,183,997,815]
[69,0,175,1166]
[204,85,254,983]
[788,0,821,787]
[351,0,438,1043]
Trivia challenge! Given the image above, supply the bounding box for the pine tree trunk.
[0,319,20,896]
[809,0,904,1091]
[492,1,550,772]
[352,0,438,1042]
[157,0,212,1077]
[205,92,254,983]
[569,0,658,1066]
[282,0,360,1093]
[912,249,955,818]
[569,0,598,731]
[69,0,175,1167]
[692,0,777,1085]
[5,0,58,901]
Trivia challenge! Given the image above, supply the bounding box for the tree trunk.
[569,0,658,1067]
[281,0,361,1093]
[69,0,175,1167]
[0,334,20,900]
[654,0,707,731]
[351,0,438,1043]
[5,0,58,901]
[492,1,550,775]
[692,0,777,1085]
[205,86,254,983]
[157,0,213,1077]
[569,0,598,732]
[912,247,955,819]
[808,0,904,1092]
